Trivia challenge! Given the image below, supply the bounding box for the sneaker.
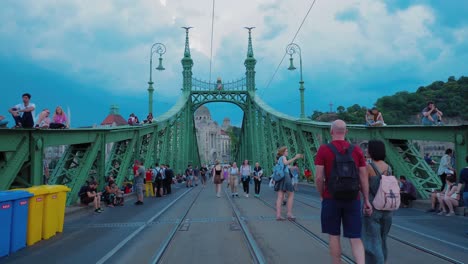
[235,193,239,197]
[98,207,104,212]
[446,212,455,216]
[245,194,249,198]
[95,209,102,213]
[437,211,446,215]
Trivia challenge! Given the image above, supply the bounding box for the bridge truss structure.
[0,28,467,205]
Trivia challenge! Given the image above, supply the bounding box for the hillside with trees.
[310,76,468,125]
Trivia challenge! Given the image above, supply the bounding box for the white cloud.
[0,0,466,111]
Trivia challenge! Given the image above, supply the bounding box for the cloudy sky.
[1,0,467,127]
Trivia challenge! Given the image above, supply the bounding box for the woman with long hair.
[50,106,68,129]
[35,109,51,128]
[228,162,240,197]
[362,140,393,264]
[240,160,252,197]
[275,147,303,221]
[212,160,223,198]
[438,175,459,216]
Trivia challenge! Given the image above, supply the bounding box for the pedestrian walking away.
[362,140,395,264]
[241,160,252,197]
[274,147,303,221]
[164,164,174,195]
[229,162,240,197]
[253,162,263,197]
[212,160,223,197]
[314,120,371,264]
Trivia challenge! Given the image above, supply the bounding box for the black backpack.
[327,143,360,200]
[155,169,163,181]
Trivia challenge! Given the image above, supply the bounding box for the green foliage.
[310,76,468,125]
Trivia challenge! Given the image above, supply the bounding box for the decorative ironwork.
[191,77,247,91]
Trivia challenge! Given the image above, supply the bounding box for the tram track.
[150,187,204,264]
[256,195,356,264]
[293,193,465,264]
[224,188,266,264]
[95,187,197,264]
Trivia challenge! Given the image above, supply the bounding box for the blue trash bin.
[0,192,14,257]
[0,190,32,257]
[9,191,33,253]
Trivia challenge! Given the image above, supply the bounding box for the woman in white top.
[437,175,459,216]
[228,162,239,197]
[240,160,252,197]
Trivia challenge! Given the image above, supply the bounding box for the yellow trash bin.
[17,187,49,246]
[48,185,70,233]
[39,185,68,240]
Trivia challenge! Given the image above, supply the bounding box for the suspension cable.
[263,0,318,92]
[209,0,216,83]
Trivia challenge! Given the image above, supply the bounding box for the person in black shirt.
[164,164,174,194]
[80,181,103,213]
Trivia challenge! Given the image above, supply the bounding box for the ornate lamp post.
[148,43,166,115]
[286,43,306,120]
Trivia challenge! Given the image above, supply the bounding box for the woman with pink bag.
[362,140,395,264]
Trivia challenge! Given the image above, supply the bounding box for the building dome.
[195,105,211,120]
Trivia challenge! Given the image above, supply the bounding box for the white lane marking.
[95,188,192,264]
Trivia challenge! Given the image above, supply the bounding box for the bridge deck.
[1,183,466,264]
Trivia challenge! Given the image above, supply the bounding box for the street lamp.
[148,43,166,115]
[286,43,306,120]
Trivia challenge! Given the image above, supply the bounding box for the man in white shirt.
[8,93,36,128]
[437,148,454,191]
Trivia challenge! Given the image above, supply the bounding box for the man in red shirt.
[314,120,371,264]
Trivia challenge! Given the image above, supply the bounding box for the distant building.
[194,105,233,164]
[101,105,127,127]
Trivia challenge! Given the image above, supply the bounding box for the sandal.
[276,217,285,221]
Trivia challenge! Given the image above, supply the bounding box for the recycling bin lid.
[17,186,51,196]
[44,185,71,192]
[0,190,33,202]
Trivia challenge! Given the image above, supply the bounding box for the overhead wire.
[209,0,216,84]
[261,0,318,95]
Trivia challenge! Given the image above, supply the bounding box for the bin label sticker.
[20,201,28,206]
[36,197,43,202]
[52,195,57,199]
[1,204,10,209]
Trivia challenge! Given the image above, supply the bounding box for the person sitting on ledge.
[79,181,103,213]
[421,101,443,126]
[437,175,459,216]
[365,107,386,126]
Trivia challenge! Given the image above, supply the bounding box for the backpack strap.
[369,161,383,197]
[327,143,355,156]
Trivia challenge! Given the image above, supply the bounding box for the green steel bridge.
[0,29,467,206]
